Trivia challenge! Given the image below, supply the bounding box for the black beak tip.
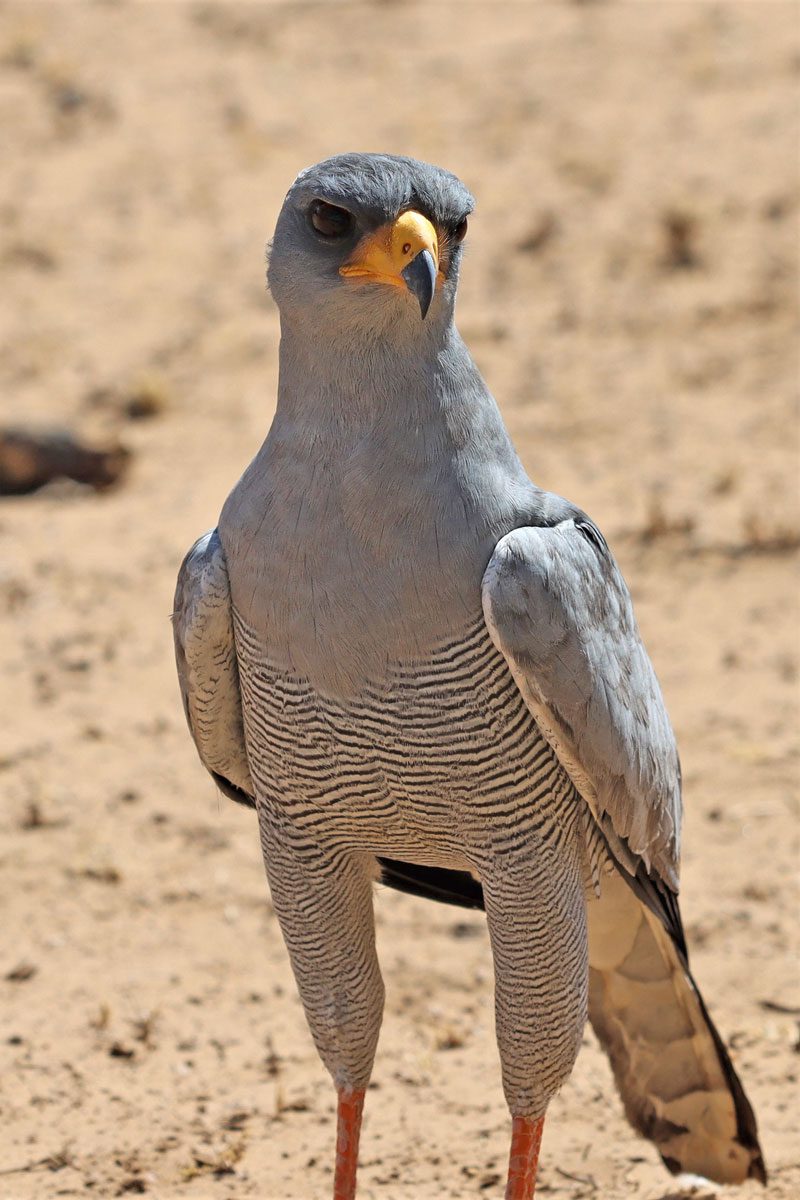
[401,249,437,319]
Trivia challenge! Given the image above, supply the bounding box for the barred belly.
[234,611,586,871]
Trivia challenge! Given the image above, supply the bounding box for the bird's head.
[267,154,474,340]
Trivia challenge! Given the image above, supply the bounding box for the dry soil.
[1,4,798,1199]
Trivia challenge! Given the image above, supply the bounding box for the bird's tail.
[587,869,766,1184]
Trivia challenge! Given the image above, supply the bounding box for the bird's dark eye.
[309,200,354,239]
[453,216,468,243]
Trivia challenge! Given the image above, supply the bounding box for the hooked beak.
[401,249,437,319]
[340,210,440,319]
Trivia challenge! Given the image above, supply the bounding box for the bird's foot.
[333,1087,365,1200]
[506,1114,545,1200]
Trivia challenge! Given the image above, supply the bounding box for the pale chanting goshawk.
[173,154,765,1199]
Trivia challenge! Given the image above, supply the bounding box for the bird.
[173,153,766,1199]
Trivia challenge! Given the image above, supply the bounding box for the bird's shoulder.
[482,496,682,893]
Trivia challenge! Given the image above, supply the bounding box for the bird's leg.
[333,1086,365,1200]
[505,1114,545,1199]
[258,831,383,1200]
[481,853,587,1200]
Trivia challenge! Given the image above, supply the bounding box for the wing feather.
[173,529,254,805]
[481,516,681,892]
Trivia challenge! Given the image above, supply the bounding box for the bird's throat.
[274,318,464,428]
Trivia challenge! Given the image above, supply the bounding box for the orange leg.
[505,1114,545,1200]
[333,1087,365,1200]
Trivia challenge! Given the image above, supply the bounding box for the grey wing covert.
[173,529,254,806]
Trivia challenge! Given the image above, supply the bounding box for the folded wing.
[483,516,681,890]
[173,529,254,806]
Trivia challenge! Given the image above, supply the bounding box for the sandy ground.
[1,3,798,1198]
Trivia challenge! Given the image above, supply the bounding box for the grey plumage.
[482,518,682,891]
[174,530,253,805]
[173,153,765,1188]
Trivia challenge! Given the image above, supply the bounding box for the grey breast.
[233,606,585,871]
